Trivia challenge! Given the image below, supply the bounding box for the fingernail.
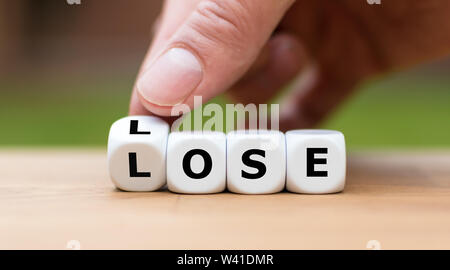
[137,48,203,106]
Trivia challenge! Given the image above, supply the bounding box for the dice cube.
[286,130,346,194]
[107,116,169,191]
[167,131,226,194]
[227,130,286,194]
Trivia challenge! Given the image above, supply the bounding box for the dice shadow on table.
[110,186,345,196]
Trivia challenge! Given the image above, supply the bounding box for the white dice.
[108,116,347,194]
[286,130,346,194]
[167,131,226,194]
[107,116,169,191]
[227,130,286,194]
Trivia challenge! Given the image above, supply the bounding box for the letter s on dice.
[107,116,346,194]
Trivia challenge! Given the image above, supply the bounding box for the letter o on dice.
[167,131,226,194]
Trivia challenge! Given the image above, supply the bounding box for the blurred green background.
[1,0,449,149]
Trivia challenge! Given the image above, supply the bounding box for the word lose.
[108,116,346,194]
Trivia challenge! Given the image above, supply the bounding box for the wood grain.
[0,149,449,250]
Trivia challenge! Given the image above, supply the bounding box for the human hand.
[129,0,450,130]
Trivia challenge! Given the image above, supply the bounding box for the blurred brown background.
[0,0,162,75]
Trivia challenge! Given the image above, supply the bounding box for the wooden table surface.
[1,149,449,250]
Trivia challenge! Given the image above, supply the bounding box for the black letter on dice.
[306,148,328,177]
[182,149,213,179]
[129,152,151,177]
[241,149,267,179]
[129,120,151,134]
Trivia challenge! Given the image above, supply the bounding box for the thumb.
[136,0,295,116]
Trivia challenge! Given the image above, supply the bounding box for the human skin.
[129,0,450,131]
